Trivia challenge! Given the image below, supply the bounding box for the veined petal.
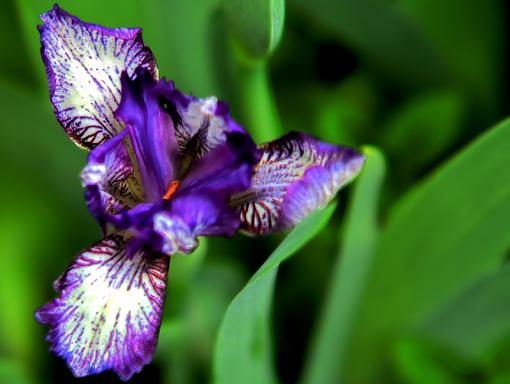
[39,5,158,149]
[81,130,143,230]
[35,234,169,381]
[230,132,364,235]
[169,91,248,164]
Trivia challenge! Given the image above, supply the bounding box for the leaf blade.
[213,203,337,384]
[344,117,510,382]
[303,146,386,384]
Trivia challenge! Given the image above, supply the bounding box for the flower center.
[163,180,181,200]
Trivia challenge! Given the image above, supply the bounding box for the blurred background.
[1,0,509,383]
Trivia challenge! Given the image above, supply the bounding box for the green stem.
[237,59,283,143]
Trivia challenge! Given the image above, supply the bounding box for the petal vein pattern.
[35,234,169,381]
[231,132,364,234]
[39,5,158,149]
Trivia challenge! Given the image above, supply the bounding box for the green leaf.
[303,146,386,384]
[221,0,285,60]
[420,263,510,363]
[343,117,510,382]
[213,203,337,384]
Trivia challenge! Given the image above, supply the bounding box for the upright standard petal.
[116,70,180,201]
[39,5,158,149]
[169,91,249,165]
[230,132,365,235]
[35,234,169,381]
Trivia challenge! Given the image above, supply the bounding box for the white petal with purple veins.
[39,5,158,149]
[230,132,364,234]
[35,234,168,381]
[174,96,233,158]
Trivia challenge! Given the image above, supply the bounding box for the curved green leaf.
[343,117,510,382]
[422,263,510,363]
[213,203,337,384]
[303,146,386,384]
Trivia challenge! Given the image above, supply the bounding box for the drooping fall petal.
[39,5,158,149]
[35,234,169,381]
[230,132,365,234]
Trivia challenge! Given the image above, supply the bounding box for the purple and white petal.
[39,5,158,149]
[169,91,247,160]
[230,132,364,235]
[153,213,199,255]
[81,130,143,229]
[35,234,169,381]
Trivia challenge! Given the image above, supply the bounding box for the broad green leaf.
[289,0,450,87]
[214,203,337,384]
[303,146,386,384]
[381,90,465,177]
[420,263,510,363]
[221,0,285,60]
[343,117,510,382]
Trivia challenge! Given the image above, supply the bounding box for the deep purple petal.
[39,5,158,150]
[230,132,364,234]
[179,131,258,196]
[165,130,258,239]
[170,190,241,238]
[34,234,169,381]
[116,70,179,201]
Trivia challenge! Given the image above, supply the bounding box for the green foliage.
[422,263,510,364]
[2,0,510,383]
[214,204,337,384]
[343,117,510,382]
[303,146,386,384]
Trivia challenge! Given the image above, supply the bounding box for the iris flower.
[34,5,365,381]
